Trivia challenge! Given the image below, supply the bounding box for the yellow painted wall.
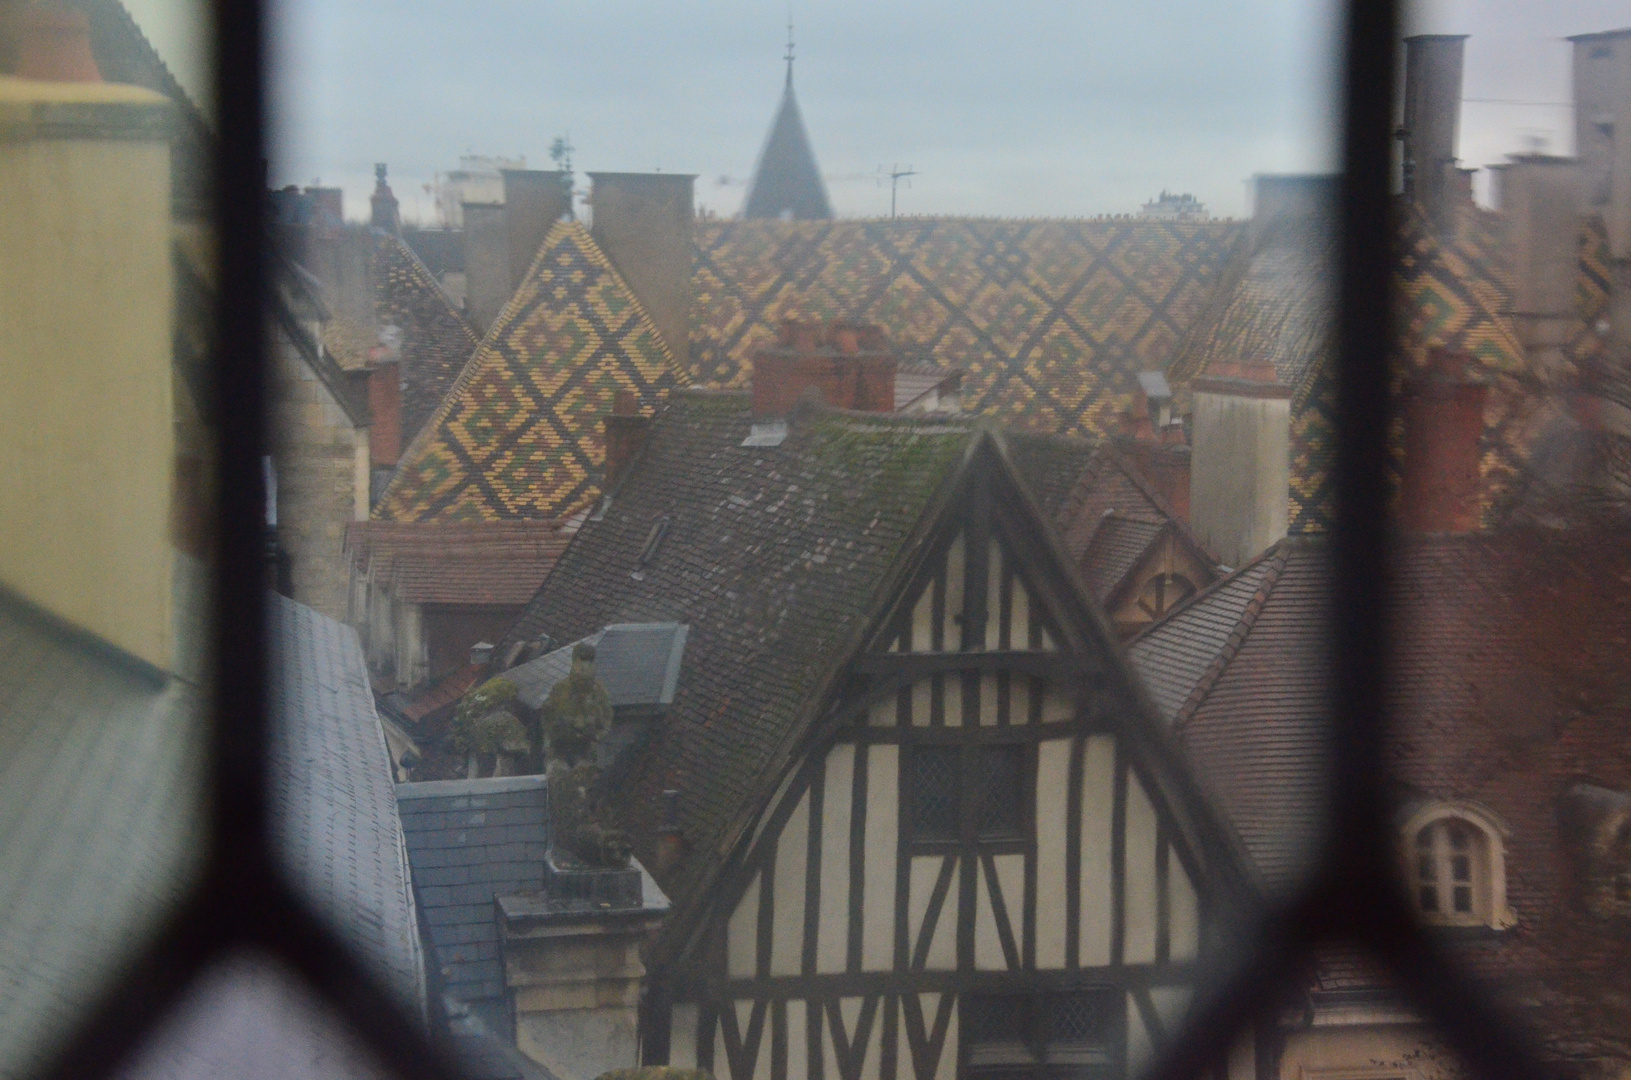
[0,78,175,671]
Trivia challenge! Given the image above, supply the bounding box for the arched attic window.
[1401,803,1516,930]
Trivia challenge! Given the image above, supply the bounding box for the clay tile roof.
[1126,540,1328,892]
[376,221,687,523]
[499,390,978,908]
[1079,514,1166,601]
[690,218,1245,434]
[346,521,572,606]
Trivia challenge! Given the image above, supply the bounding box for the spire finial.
[785,14,795,87]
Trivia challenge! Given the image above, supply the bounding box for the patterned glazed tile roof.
[376,222,687,522]
[690,218,1246,435]
[346,521,572,606]
[498,390,979,911]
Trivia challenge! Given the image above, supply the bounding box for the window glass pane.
[0,0,216,1072]
[909,744,962,842]
[977,744,1025,839]
[1387,1,1631,1070]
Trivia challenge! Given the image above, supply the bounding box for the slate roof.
[377,221,687,522]
[268,594,425,1012]
[1002,429,1102,523]
[689,218,1246,435]
[374,232,482,444]
[505,623,688,712]
[0,588,208,1080]
[395,777,550,1027]
[741,71,833,221]
[499,390,978,909]
[346,521,573,606]
[1126,540,1328,892]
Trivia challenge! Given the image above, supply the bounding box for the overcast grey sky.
[128,0,1631,221]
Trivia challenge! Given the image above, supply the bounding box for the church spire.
[742,26,833,220]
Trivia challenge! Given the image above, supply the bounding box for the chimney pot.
[751,319,898,418]
[16,6,101,82]
[367,361,403,467]
[1398,347,1486,533]
[613,388,638,416]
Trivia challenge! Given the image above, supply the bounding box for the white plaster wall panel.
[908,581,933,652]
[771,792,810,976]
[1010,674,1031,724]
[1042,681,1073,722]
[978,672,998,725]
[1168,844,1199,962]
[670,1003,699,1068]
[736,999,769,1080]
[817,744,855,974]
[1124,772,1161,965]
[714,1018,729,1080]
[787,1000,809,1080]
[1012,573,1032,648]
[1035,738,1071,967]
[936,997,958,1080]
[1152,986,1193,1040]
[1127,992,1153,1078]
[862,745,899,971]
[728,871,761,979]
[908,855,957,970]
[944,535,965,647]
[1080,734,1116,966]
[944,674,963,727]
[911,678,930,725]
[974,858,1007,970]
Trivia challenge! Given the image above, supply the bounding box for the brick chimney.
[751,320,898,417]
[15,5,101,81]
[1115,371,1190,520]
[367,361,403,467]
[1398,348,1487,533]
[602,389,652,490]
[587,172,696,365]
[370,163,400,233]
[1189,358,1291,566]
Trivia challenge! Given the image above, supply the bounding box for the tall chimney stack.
[587,173,696,367]
[1570,30,1631,256]
[1491,155,1583,379]
[370,163,401,233]
[1401,35,1467,230]
[0,54,177,670]
[1189,359,1291,567]
[602,389,653,490]
[462,201,507,332]
[501,169,571,295]
[1398,349,1487,533]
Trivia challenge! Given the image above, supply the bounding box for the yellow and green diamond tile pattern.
[375,221,686,522]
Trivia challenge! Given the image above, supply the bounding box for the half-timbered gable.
[659,439,1249,1080]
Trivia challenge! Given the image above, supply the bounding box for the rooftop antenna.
[785,13,795,87]
[879,164,918,219]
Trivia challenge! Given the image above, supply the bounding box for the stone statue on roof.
[541,644,630,867]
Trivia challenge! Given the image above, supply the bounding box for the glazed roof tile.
[690,218,1245,435]
[499,390,977,908]
[377,221,686,522]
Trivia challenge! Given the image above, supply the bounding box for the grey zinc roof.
[395,776,550,1025]
[0,589,209,1080]
[506,623,688,711]
[268,594,425,1013]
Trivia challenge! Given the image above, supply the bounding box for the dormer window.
[1401,803,1515,930]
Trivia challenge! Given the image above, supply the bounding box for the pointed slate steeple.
[741,31,833,220]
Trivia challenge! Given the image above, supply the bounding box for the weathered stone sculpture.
[540,644,631,867]
[451,676,521,779]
